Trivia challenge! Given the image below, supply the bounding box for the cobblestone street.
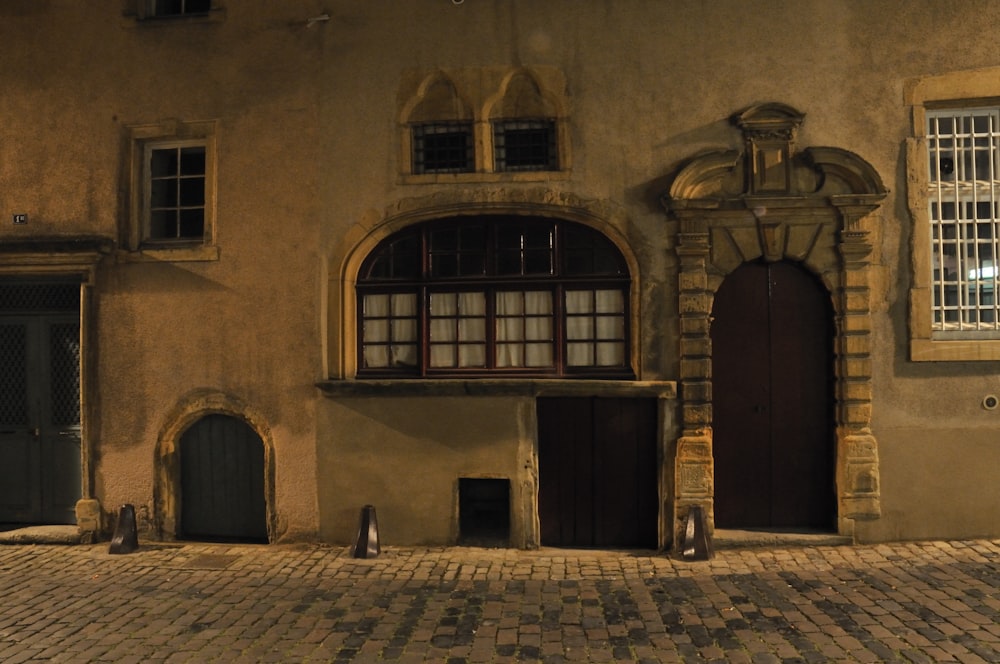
[2,539,1000,662]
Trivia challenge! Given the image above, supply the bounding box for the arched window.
[357,216,632,378]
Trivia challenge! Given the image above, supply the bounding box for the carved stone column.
[673,210,716,544]
[833,199,883,521]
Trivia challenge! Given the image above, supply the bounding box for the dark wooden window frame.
[357,217,633,379]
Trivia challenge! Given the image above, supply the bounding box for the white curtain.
[429,292,486,367]
[362,293,417,368]
[566,289,625,366]
[495,291,553,367]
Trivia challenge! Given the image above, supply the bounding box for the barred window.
[411,123,474,174]
[493,119,558,172]
[927,108,1000,335]
[357,217,632,378]
[150,0,211,17]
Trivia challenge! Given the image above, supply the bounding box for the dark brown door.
[711,261,835,529]
[537,397,658,547]
[0,281,82,526]
[180,414,267,542]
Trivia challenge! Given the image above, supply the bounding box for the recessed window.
[411,123,474,174]
[493,119,558,172]
[146,143,206,242]
[357,217,632,378]
[150,0,211,17]
[926,107,1000,336]
[126,120,217,260]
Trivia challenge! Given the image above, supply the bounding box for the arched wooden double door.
[711,260,835,529]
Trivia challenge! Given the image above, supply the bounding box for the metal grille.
[152,0,211,16]
[493,119,557,172]
[0,324,28,427]
[49,323,81,426]
[928,108,1000,334]
[412,123,474,174]
[0,282,78,313]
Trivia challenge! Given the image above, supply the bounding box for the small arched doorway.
[179,414,267,542]
[711,260,835,529]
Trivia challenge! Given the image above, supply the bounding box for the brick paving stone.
[3,540,1000,661]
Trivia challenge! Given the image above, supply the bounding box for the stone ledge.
[317,379,677,399]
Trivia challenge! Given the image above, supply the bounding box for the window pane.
[391,344,418,367]
[150,148,178,177]
[524,343,553,366]
[430,319,455,341]
[178,209,204,238]
[364,320,389,343]
[364,294,389,316]
[595,342,625,366]
[430,345,455,368]
[458,344,486,367]
[179,147,206,174]
[458,318,485,341]
[179,177,205,206]
[392,293,417,316]
[596,316,625,339]
[363,345,389,368]
[392,319,416,342]
[566,342,593,366]
[150,180,176,208]
[150,210,176,239]
[565,290,592,313]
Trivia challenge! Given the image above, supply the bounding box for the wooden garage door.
[180,414,267,542]
[711,260,835,529]
[538,397,658,548]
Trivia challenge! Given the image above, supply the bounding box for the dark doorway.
[711,260,835,529]
[458,477,510,546]
[0,281,81,525]
[180,414,267,542]
[537,397,658,548]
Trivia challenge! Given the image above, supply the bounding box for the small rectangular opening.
[459,478,510,547]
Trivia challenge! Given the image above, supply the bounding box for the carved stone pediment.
[663,103,886,210]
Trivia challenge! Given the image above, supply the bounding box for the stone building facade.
[2,1,1000,548]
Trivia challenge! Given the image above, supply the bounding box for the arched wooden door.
[180,414,267,542]
[711,260,835,529]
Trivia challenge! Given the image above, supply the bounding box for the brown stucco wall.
[2,1,1000,545]
[317,396,535,547]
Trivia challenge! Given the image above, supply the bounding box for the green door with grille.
[0,282,82,525]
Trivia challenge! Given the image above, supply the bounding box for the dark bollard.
[681,505,713,561]
[352,504,380,559]
[108,504,139,555]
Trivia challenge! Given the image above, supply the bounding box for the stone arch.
[328,189,642,379]
[153,389,276,542]
[400,71,472,124]
[661,102,887,547]
[485,69,563,120]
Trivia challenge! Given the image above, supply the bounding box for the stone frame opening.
[153,389,276,542]
[661,103,887,547]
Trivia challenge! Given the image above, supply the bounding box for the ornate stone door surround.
[661,103,886,546]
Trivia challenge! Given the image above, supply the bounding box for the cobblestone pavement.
[2,539,1000,663]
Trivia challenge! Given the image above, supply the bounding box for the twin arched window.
[357,216,632,378]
